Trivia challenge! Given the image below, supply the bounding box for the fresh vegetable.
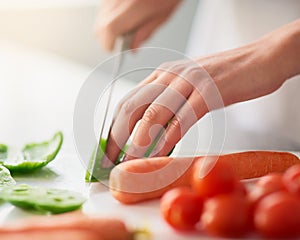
[0,144,8,162]
[0,184,85,214]
[0,165,16,188]
[191,157,239,198]
[0,131,63,173]
[110,157,193,204]
[201,194,250,237]
[254,191,300,238]
[0,212,134,240]
[86,138,127,182]
[110,151,298,204]
[157,155,300,238]
[282,164,300,195]
[86,138,174,182]
[248,173,285,208]
[160,187,203,230]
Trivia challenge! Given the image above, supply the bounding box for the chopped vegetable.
[85,138,126,182]
[0,184,85,214]
[0,132,63,173]
[0,165,16,189]
[86,138,174,182]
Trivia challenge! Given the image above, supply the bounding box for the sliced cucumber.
[1,131,63,173]
[0,165,16,189]
[1,184,85,214]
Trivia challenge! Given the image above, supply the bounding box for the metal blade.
[88,35,131,183]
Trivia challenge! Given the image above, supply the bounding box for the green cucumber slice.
[1,184,85,214]
[0,165,16,189]
[85,137,174,182]
[1,131,63,173]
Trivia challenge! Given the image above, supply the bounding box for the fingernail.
[122,156,129,162]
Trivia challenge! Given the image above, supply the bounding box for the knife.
[87,34,132,183]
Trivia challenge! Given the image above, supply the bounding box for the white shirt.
[183,0,300,152]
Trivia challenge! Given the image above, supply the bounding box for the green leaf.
[0,184,85,214]
[85,138,127,182]
[0,132,63,173]
[0,165,16,189]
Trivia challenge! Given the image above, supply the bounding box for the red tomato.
[247,173,285,230]
[160,187,203,230]
[234,180,248,196]
[254,191,300,238]
[282,164,300,195]
[191,157,239,198]
[201,194,250,237]
[248,173,285,206]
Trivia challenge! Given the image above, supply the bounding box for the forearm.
[196,19,300,107]
[259,19,300,82]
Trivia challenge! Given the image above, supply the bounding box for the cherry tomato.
[282,164,300,195]
[191,157,239,198]
[254,191,300,238]
[201,194,250,237]
[234,180,248,196]
[160,187,203,230]
[248,173,285,206]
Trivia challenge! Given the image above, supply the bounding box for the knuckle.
[169,117,182,130]
[142,105,160,124]
[121,99,136,116]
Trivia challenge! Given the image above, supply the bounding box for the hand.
[95,0,182,51]
[103,19,300,165]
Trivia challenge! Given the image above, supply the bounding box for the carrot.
[0,212,133,240]
[109,151,299,204]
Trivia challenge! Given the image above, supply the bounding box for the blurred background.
[0,0,198,74]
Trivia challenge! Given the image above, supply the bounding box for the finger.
[103,82,168,165]
[123,77,194,161]
[150,89,208,157]
[96,1,159,51]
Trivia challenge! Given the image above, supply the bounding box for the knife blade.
[88,34,131,183]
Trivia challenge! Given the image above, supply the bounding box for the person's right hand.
[95,0,182,51]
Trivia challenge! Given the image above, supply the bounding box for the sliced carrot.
[109,151,299,204]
